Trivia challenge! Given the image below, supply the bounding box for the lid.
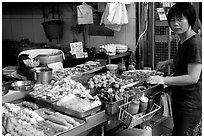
[132,99,140,104]
[19,49,64,59]
[32,67,53,72]
[140,94,148,103]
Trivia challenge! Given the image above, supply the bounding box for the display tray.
[36,108,86,136]
[53,103,102,119]
[29,94,57,108]
[122,70,164,80]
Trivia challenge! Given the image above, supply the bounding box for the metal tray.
[36,108,86,136]
[53,103,102,119]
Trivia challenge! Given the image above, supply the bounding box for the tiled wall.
[2,2,136,52]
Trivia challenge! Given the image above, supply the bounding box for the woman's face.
[170,15,190,34]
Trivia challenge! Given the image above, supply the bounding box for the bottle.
[138,94,149,115]
[146,95,154,114]
[128,99,140,115]
[128,62,135,70]
[118,58,126,75]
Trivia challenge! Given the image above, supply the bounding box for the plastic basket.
[119,102,161,128]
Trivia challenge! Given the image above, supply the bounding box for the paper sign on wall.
[70,42,83,55]
[157,8,167,21]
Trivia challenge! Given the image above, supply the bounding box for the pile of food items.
[122,70,164,80]
[29,77,93,102]
[2,102,84,136]
[29,76,102,116]
[87,71,136,89]
[87,71,142,102]
[52,61,102,80]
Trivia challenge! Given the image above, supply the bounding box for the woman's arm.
[148,63,202,86]
[164,63,201,86]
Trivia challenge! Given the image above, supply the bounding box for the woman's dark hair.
[167,2,196,28]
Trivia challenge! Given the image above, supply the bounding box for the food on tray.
[2,114,44,136]
[29,77,91,102]
[52,61,102,80]
[21,101,40,110]
[57,93,101,112]
[122,70,164,80]
[3,103,44,125]
[54,112,80,127]
[2,103,85,136]
[2,103,45,136]
[87,71,135,89]
[86,71,142,102]
[36,108,85,135]
[46,114,72,127]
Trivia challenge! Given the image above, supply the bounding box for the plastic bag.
[100,2,128,31]
[77,3,93,25]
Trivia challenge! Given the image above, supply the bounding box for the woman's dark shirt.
[172,34,202,109]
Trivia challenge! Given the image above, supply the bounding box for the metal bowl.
[11,80,34,92]
[2,82,12,96]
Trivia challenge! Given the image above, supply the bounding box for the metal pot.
[29,67,53,84]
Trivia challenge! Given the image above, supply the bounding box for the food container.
[115,44,128,54]
[29,67,53,84]
[101,95,134,115]
[18,49,64,66]
[3,66,18,75]
[11,80,35,92]
[102,99,124,115]
[53,104,102,118]
[106,64,118,74]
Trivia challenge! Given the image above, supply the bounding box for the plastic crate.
[119,102,161,127]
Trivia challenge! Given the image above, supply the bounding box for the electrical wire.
[136,3,149,49]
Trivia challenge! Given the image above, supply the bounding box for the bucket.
[29,67,53,84]
[42,19,63,41]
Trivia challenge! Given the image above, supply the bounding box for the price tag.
[47,62,63,72]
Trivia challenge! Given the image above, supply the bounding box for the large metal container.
[29,67,53,84]
[18,49,64,65]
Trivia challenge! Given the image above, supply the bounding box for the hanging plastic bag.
[107,2,128,25]
[77,3,93,25]
[100,2,128,31]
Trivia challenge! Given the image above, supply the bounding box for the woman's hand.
[147,76,165,85]
[156,61,167,71]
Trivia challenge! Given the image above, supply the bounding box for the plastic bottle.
[138,94,149,114]
[146,95,154,114]
[128,99,140,115]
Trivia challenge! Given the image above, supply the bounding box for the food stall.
[2,46,168,136]
[3,2,201,136]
